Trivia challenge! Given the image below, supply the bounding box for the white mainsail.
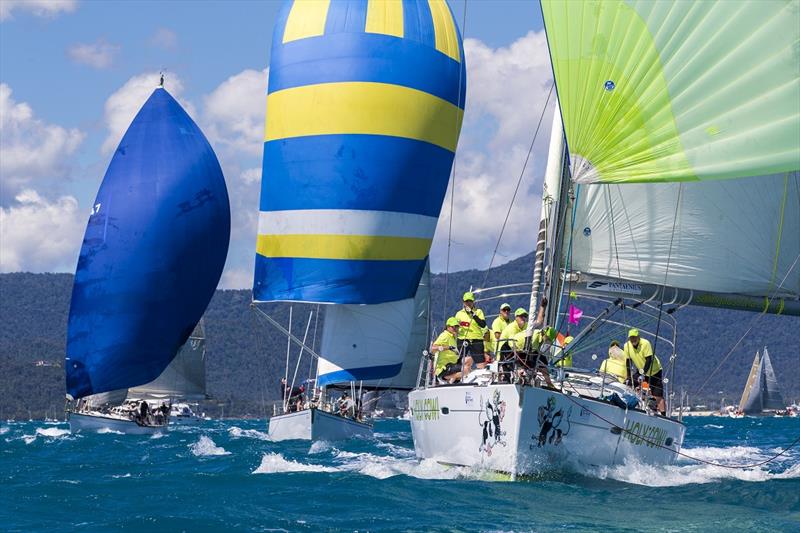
[741,347,786,414]
[128,322,207,401]
[569,173,800,310]
[316,262,430,389]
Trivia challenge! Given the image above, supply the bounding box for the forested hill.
[1,261,798,419]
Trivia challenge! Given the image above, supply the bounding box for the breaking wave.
[36,427,71,438]
[228,426,271,441]
[253,453,339,474]
[97,428,124,435]
[189,436,231,457]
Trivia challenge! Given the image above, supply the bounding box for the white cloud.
[429,31,555,274]
[219,267,253,290]
[67,39,119,69]
[0,0,76,21]
[150,27,177,50]
[0,189,84,272]
[203,68,268,156]
[239,167,261,185]
[101,72,194,154]
[0,83,84,200]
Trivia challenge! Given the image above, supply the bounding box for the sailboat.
[360,265,431,419]
[409,0,799,477]
[66,83,230,434]
[736,348,786,416]
[254,0,465,441]
[128,321,209,424]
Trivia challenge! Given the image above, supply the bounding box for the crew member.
[491,303,512,355]
[624,329,665,415]
[431,317,467,383]
[599,340,631,383]
[455,292,489,368]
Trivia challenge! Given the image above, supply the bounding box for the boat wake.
[589,445,800,486]
[189,435,231,457]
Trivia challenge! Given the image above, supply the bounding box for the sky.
[0,0,556,289]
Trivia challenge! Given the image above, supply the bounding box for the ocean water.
[2,416,798,532]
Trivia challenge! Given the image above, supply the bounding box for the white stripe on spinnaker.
[258,210,438,239]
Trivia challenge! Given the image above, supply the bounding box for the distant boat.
[736,348,786,416]
[65,85,230,434]
[254,0,463,441]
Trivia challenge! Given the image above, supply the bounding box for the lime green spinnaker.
[541,0,800,184]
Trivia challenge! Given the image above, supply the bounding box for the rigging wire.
[651,184,683,369]
[559,380,799,469]
[481,82,555,289]
[442,0,468,321]
[695,252,800,396]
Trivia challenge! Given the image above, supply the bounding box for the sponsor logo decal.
[412,397,439,421]
[532,396,571,448]
[478,389,507,456]
[623,420,669,448]
[587,281,642,295]
[464,391,473,406]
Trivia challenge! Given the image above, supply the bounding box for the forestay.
[541,0,800,184]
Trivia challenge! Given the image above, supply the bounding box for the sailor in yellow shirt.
[624,329,665,415]
[599,340,631,383]
[455,292,489,368]
[490,303,512,355]
[431,317,470,383]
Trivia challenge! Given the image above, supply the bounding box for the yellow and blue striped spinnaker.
[254,0,466,304]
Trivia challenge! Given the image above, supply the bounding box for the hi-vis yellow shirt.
[600,357,628,382]
[499,321,525,350]
[432,330,458,375]
[491,315,510,353]
[455,308,486,340]
[624,338,662,376]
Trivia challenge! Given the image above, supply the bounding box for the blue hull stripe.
[260,134,454,217]
[317,363,404,387]
[253,254,426,304]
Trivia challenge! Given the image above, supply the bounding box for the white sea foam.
[308,440,335,455]
[591,444,797,487]
[189,435,231,457]
[0,427,9,435]
[23,435,36,444]
[702,424,724,429]
[96,428,124,435]
[150,431,166,439]
[228,426,271,441]
[333,450,470,480]
[36,427,70,438]
[111,473,132,479]
[253,453,339,474]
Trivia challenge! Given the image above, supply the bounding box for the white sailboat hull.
[409,384,685,477]
[268,408,372,441]
[68,411,168,435]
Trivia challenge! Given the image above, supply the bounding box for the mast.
[528,101,564,320]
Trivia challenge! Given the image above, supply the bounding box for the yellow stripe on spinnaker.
[366,0,404,38]
[428,0,460,62]
[265,82,463,152]
[257,234,432,261]
[283,0,331,44]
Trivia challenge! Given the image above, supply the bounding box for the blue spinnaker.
[66,87,230,400]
